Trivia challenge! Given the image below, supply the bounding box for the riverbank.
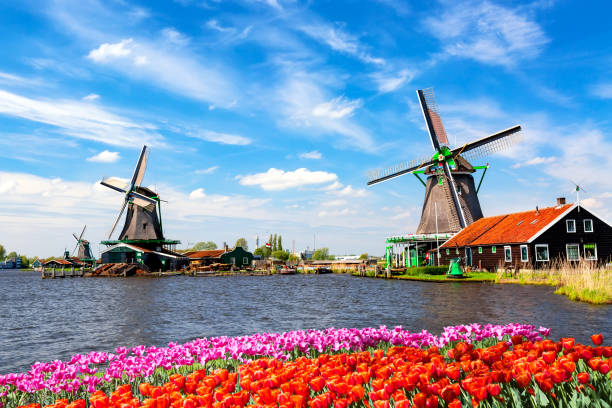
[352,263,612,304]
[495,262,612,304]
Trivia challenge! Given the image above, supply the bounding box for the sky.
[1,0,612,258]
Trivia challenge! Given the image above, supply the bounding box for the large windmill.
[368,88,523,235]
[72,225,95,264]
[100,146,165,242]
[99,146,186,273]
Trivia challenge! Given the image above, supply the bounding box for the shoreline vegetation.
[351,262,612,305]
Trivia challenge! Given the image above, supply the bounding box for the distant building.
[438,199,612,270]
[0,257,22,269]
[185,246,254,268]
[301,249,314,260]
[335,255,359,261]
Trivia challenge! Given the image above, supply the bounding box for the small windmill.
[569,180,586,212]
[72,225,94,261]
[100,145,164,241]
[367,88,523,234]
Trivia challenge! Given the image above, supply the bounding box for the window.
[584,244,597,261]
[535,244,549,262]
[584,219,593,233]
[520,245,528,262]
[446,249,450,255]
[478,247,482,254]
[142,223,147,231]
[566,244,580,261]
[504,246,511,262]
[492,246,496,254]
[243,257,248,265]
[465,247,472,266]
[516,220,523,226]
[566,219,576,233]
[455,248,459,255]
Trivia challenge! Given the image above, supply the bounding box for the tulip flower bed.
[3,325,611,408]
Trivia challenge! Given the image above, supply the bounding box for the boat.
[278,265,297,275]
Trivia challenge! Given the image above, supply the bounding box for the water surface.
[1,270,610,374]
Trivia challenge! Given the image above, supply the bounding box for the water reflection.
[1,270,610,374]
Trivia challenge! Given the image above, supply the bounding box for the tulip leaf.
[510,387,522,408]
[535,387,549,406]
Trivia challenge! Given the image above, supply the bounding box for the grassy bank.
[352,266,497,282]
[495,261,612,304]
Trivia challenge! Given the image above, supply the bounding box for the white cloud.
[298,23,385,65]
[87,38,134,62]
[195,166,219,175]
[206,19,233,33]
[312,96,362,119]
[321,199,347,207]
[189,188,206,199]
[192,130,251,145]
[317,208,357,217]
[425,1,548,66]
[591,82,612,99]
[161,27,190,45]
[86,37,238,107]
[330,185,369,197]
[278,73,374,149]
[87,150,120,163]
[512,156,556,168]
[372,69,415,93]
[238,168,338,190]
[0,88,163,147]
[299,150,322,159]
[82,93,100,101]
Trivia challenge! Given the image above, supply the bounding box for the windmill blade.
[451,125,522,162]
[72,233,80,242]
[78,225,86,242]
[101,177,128,193]
[130,145,149,188]
[367,154,433,185]
[72,240,80,257]
[107,199,128,240]
[418,88,450,149]
[130,192,157,211]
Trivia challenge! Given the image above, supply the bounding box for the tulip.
[591,334,604,346]
[576,372,589,384]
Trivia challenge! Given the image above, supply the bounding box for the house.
[438,198,612,270]
[101,243,189,271]
[185,246,254,268]
[43,258,81,269]
[1,257,23,269]
[31,258,43,271]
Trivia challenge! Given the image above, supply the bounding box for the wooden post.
[52,267,56,279]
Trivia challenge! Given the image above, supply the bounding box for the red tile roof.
[184,249,226,259]
[441,203,574,247]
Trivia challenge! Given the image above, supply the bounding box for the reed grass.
[495,259,612,304]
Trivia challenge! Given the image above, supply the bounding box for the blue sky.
[1,0,612,258]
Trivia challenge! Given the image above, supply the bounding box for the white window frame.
[566,244,580,261]
[566,219,576,233]
[520,245,528,262]
[243,257,248,265]
[583,244,598,261]
[535,244,550,262]
[504,246,512,263]
[583,219,593,233]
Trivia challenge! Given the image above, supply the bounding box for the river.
[1,270,610,374]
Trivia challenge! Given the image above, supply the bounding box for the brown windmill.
[367,88,523,235]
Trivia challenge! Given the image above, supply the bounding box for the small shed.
[185,249,226,267]
[220,246,253,268]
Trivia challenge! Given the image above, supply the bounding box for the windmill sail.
[420,88,449,146]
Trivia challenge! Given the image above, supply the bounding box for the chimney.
[223,242,228,252]
[557,197,566,206]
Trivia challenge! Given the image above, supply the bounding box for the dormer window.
[566,219,576,233]
[530,219,538,224]
[584,219,593,233]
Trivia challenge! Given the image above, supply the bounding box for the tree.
[359,253,369,260]
[312,247,329,260]
[20,256,29,268]
[277,235,283,251]
[272,250,289,261]
[254,247,271,258]
[0,244,5,261]
[235,238,248,250]
[288,253,300,263]
[192,241,217,251]
[272,234,278,252]
[6,251,17,260]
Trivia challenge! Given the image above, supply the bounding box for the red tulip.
[576,372,589,384]
[591,334,603,346]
